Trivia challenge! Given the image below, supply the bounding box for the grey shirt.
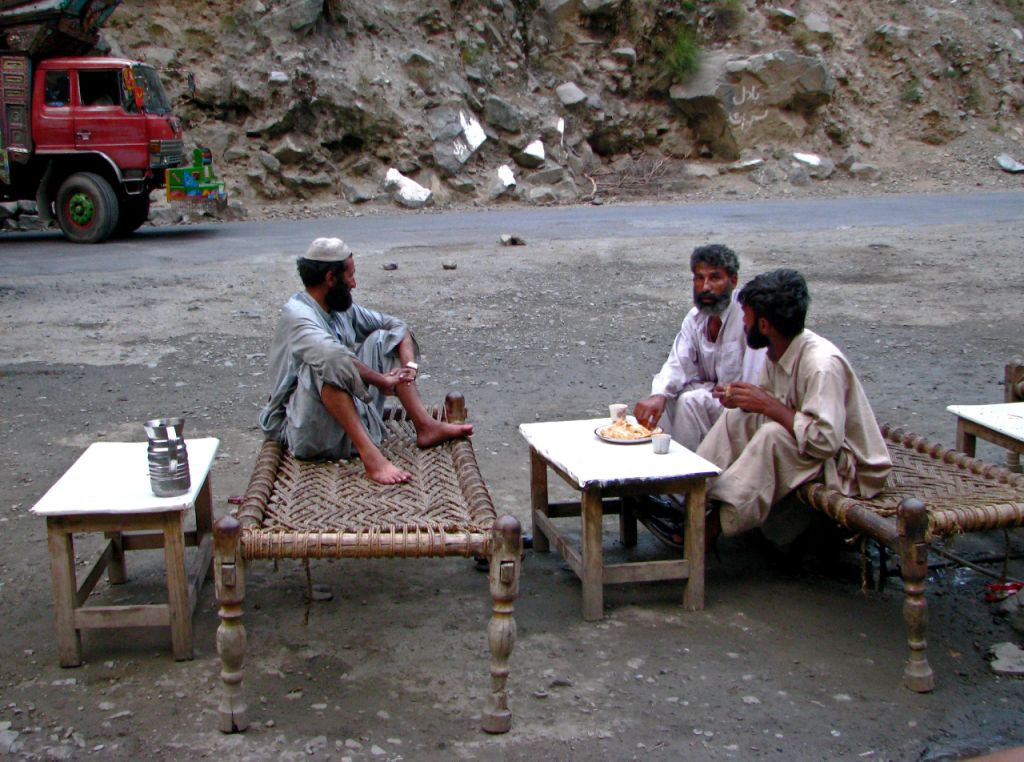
[259,292,396,459]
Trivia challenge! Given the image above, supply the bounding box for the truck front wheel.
[56,172,119,244]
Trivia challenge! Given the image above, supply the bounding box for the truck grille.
[151,139,185,168]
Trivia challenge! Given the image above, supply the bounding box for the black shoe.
[632,495,686,550]
[632,494,683,519]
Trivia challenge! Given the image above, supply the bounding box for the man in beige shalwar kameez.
[696,268,892,547]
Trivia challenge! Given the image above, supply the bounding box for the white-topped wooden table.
[947,402,1024,471]
[519,418,720,620]
[31,438,219,666]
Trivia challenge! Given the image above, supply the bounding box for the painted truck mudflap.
[165,146,227,210]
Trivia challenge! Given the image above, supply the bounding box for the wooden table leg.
[104,531,127,584]
[618,498,637,548]
[163,511,193,660]
[682,480,706,611]
[47,520,82,667]
[955,420,976,457]
[530,448,550,554]
[195,476,215,581]
[581,487,604,621]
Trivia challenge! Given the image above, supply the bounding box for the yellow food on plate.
[599,418,654,440]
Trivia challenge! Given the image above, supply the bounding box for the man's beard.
[325,280,353,312]
[694,286,733,316]
[746,319,770,349]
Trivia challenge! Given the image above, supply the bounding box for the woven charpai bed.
[212,394,522,734]
[795,423,1024,692]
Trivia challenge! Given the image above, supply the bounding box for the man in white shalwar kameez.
[634,244,766,452]
[259,237,472,484]
[697,268,892,548]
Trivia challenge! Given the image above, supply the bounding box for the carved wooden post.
[482,514,521,734]
[897,498,934,692]
[445,391,467,423]
[214,515,249,732]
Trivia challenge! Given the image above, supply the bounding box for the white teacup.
[609,403,628,421]
[652,433,671,454]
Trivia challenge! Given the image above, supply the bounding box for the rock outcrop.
[99,0,1024,210]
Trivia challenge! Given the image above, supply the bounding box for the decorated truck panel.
[0,0,225,243]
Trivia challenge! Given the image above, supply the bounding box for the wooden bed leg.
[445,391,467,423]
[214,515,249,732]
[897,499,934,693]
[482,514,522,734]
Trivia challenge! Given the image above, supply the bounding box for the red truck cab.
[33,57,183,167]
[1,55,188,241]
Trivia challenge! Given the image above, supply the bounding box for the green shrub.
[184,27,215,49]
[460,40,488,66]
[147,22,170,42]
[964,82,984,112]
[793,28,815,52]
[900,79,923,104]
[863,30,886,54]
[661,24,701,84]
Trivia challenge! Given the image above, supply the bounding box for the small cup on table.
[609,403,628,421]
[652,432,671,454]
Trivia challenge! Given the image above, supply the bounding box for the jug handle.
[166,426,180,473]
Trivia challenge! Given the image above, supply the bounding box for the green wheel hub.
[68,192,96,226]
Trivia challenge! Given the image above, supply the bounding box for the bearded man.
[259,237,472,485]
[697,268,892,548]
[633,244,766,452]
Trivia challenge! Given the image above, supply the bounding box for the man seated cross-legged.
[259,237,472,484]
[697,268,893,551]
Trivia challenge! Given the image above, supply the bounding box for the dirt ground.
[1,197,1023,761]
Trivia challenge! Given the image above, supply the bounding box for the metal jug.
[144,417,191,497]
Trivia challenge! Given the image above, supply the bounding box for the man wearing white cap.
[259,237,472,484]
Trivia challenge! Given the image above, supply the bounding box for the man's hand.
[712,381,770,411]
[376,369,406,396]
[712,382,795,434]
[633,394,667,431]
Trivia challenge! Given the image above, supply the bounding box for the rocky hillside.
[102,0,1024,213]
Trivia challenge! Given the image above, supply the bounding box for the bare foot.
[363,459,412,485]
[416,421,474,448]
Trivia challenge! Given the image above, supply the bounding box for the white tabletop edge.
[946,402,1024,442]
[520,419,721,489]
[31,437,220,516]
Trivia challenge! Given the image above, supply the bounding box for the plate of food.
[595,417,658,444]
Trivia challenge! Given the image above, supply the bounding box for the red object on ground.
[985,581,1023,603]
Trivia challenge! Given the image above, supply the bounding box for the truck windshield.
[130,64,172,115]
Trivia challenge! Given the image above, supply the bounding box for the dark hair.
[297,257,348,288]
[690,244,739,277]
[738,268,810,338]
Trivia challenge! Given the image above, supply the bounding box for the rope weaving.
[236,406,497,559]
[798,424,1024,542]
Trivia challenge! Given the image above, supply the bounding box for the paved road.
[1,190,1022,277]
